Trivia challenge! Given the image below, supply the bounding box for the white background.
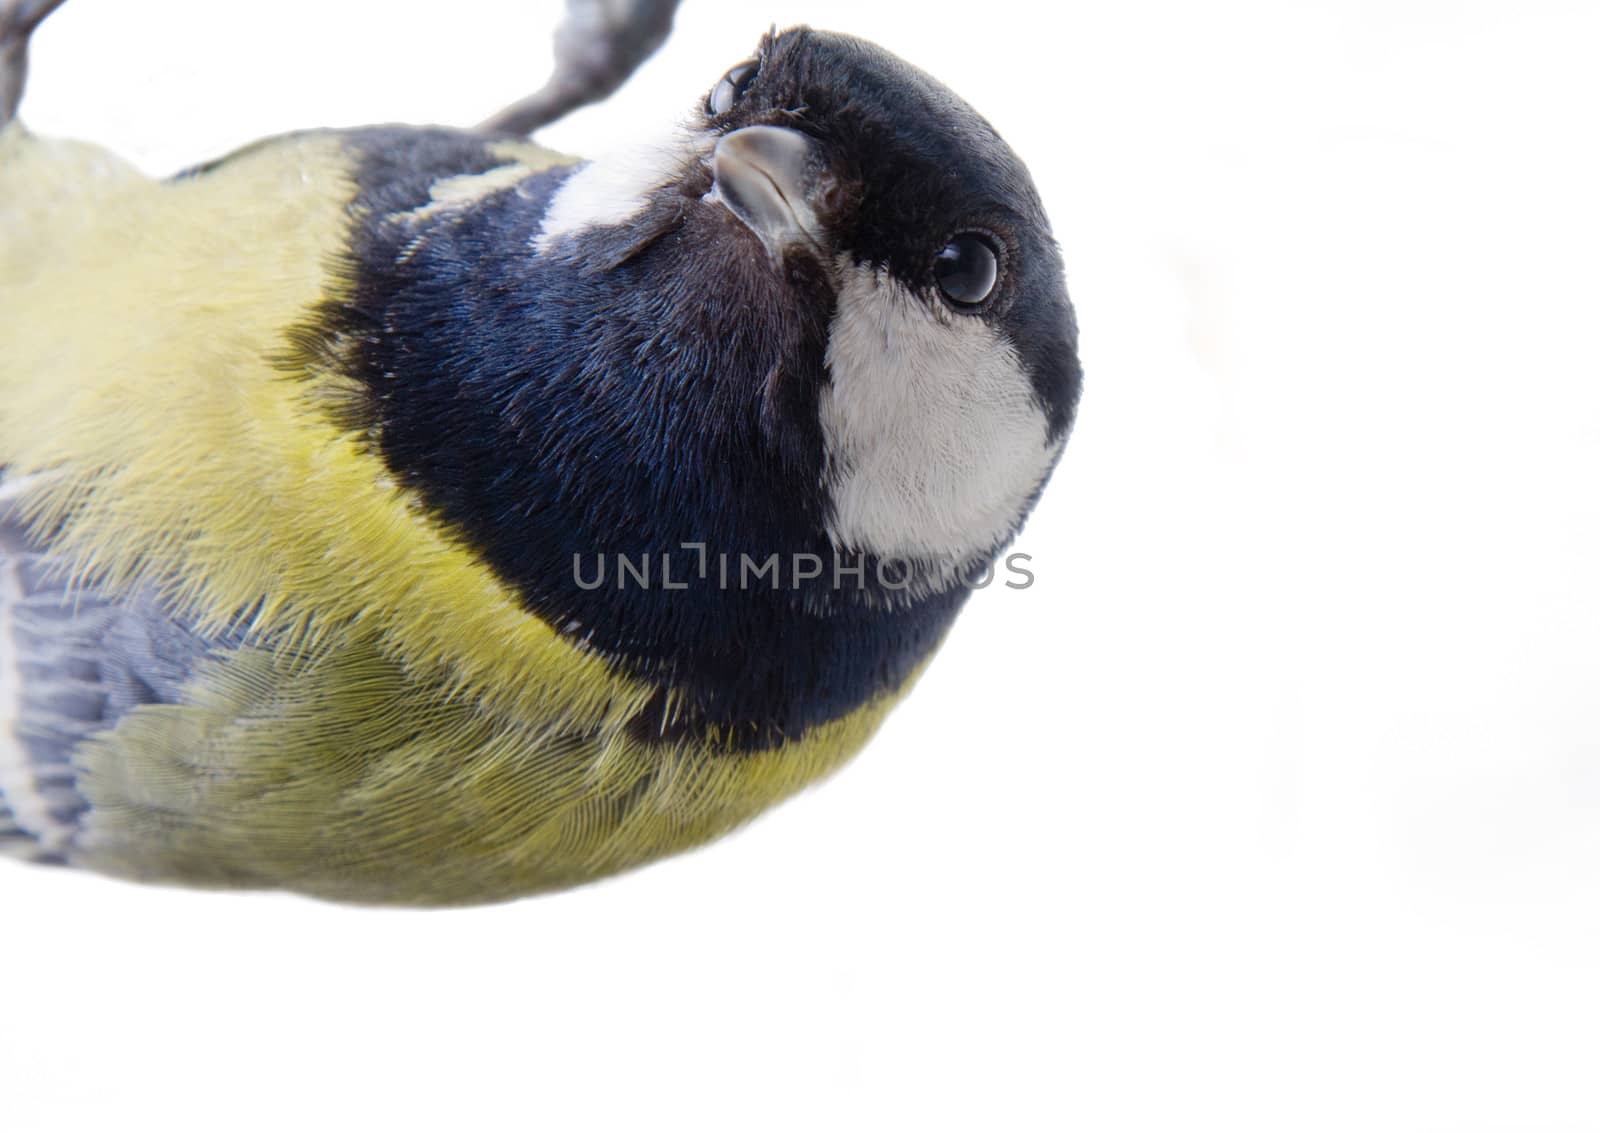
[8,1,1600,1129]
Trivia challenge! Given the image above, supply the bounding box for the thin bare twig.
[0,0,68,125]
[477,0,682,137]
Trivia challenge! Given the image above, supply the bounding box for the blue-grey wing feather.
[1,480,225,859]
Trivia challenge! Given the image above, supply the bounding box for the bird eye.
[934,232,1001,308]
[707,59,760,116]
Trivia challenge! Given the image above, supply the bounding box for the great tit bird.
[0,12,1081,904]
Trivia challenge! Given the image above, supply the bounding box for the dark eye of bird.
[707,59,760,116]
[934,233,1001,308]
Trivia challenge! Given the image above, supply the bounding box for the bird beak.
[708,126,825,257]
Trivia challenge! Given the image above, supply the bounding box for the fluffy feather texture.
[0,125,913,903]
[533,133,701,253]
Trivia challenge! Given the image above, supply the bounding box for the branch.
[477,0,682,137]
[0,0,69,125]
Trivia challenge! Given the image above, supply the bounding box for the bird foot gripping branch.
[0,3,1080,904]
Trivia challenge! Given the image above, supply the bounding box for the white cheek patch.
[534,132,706,254]
[820,262,1060,573]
